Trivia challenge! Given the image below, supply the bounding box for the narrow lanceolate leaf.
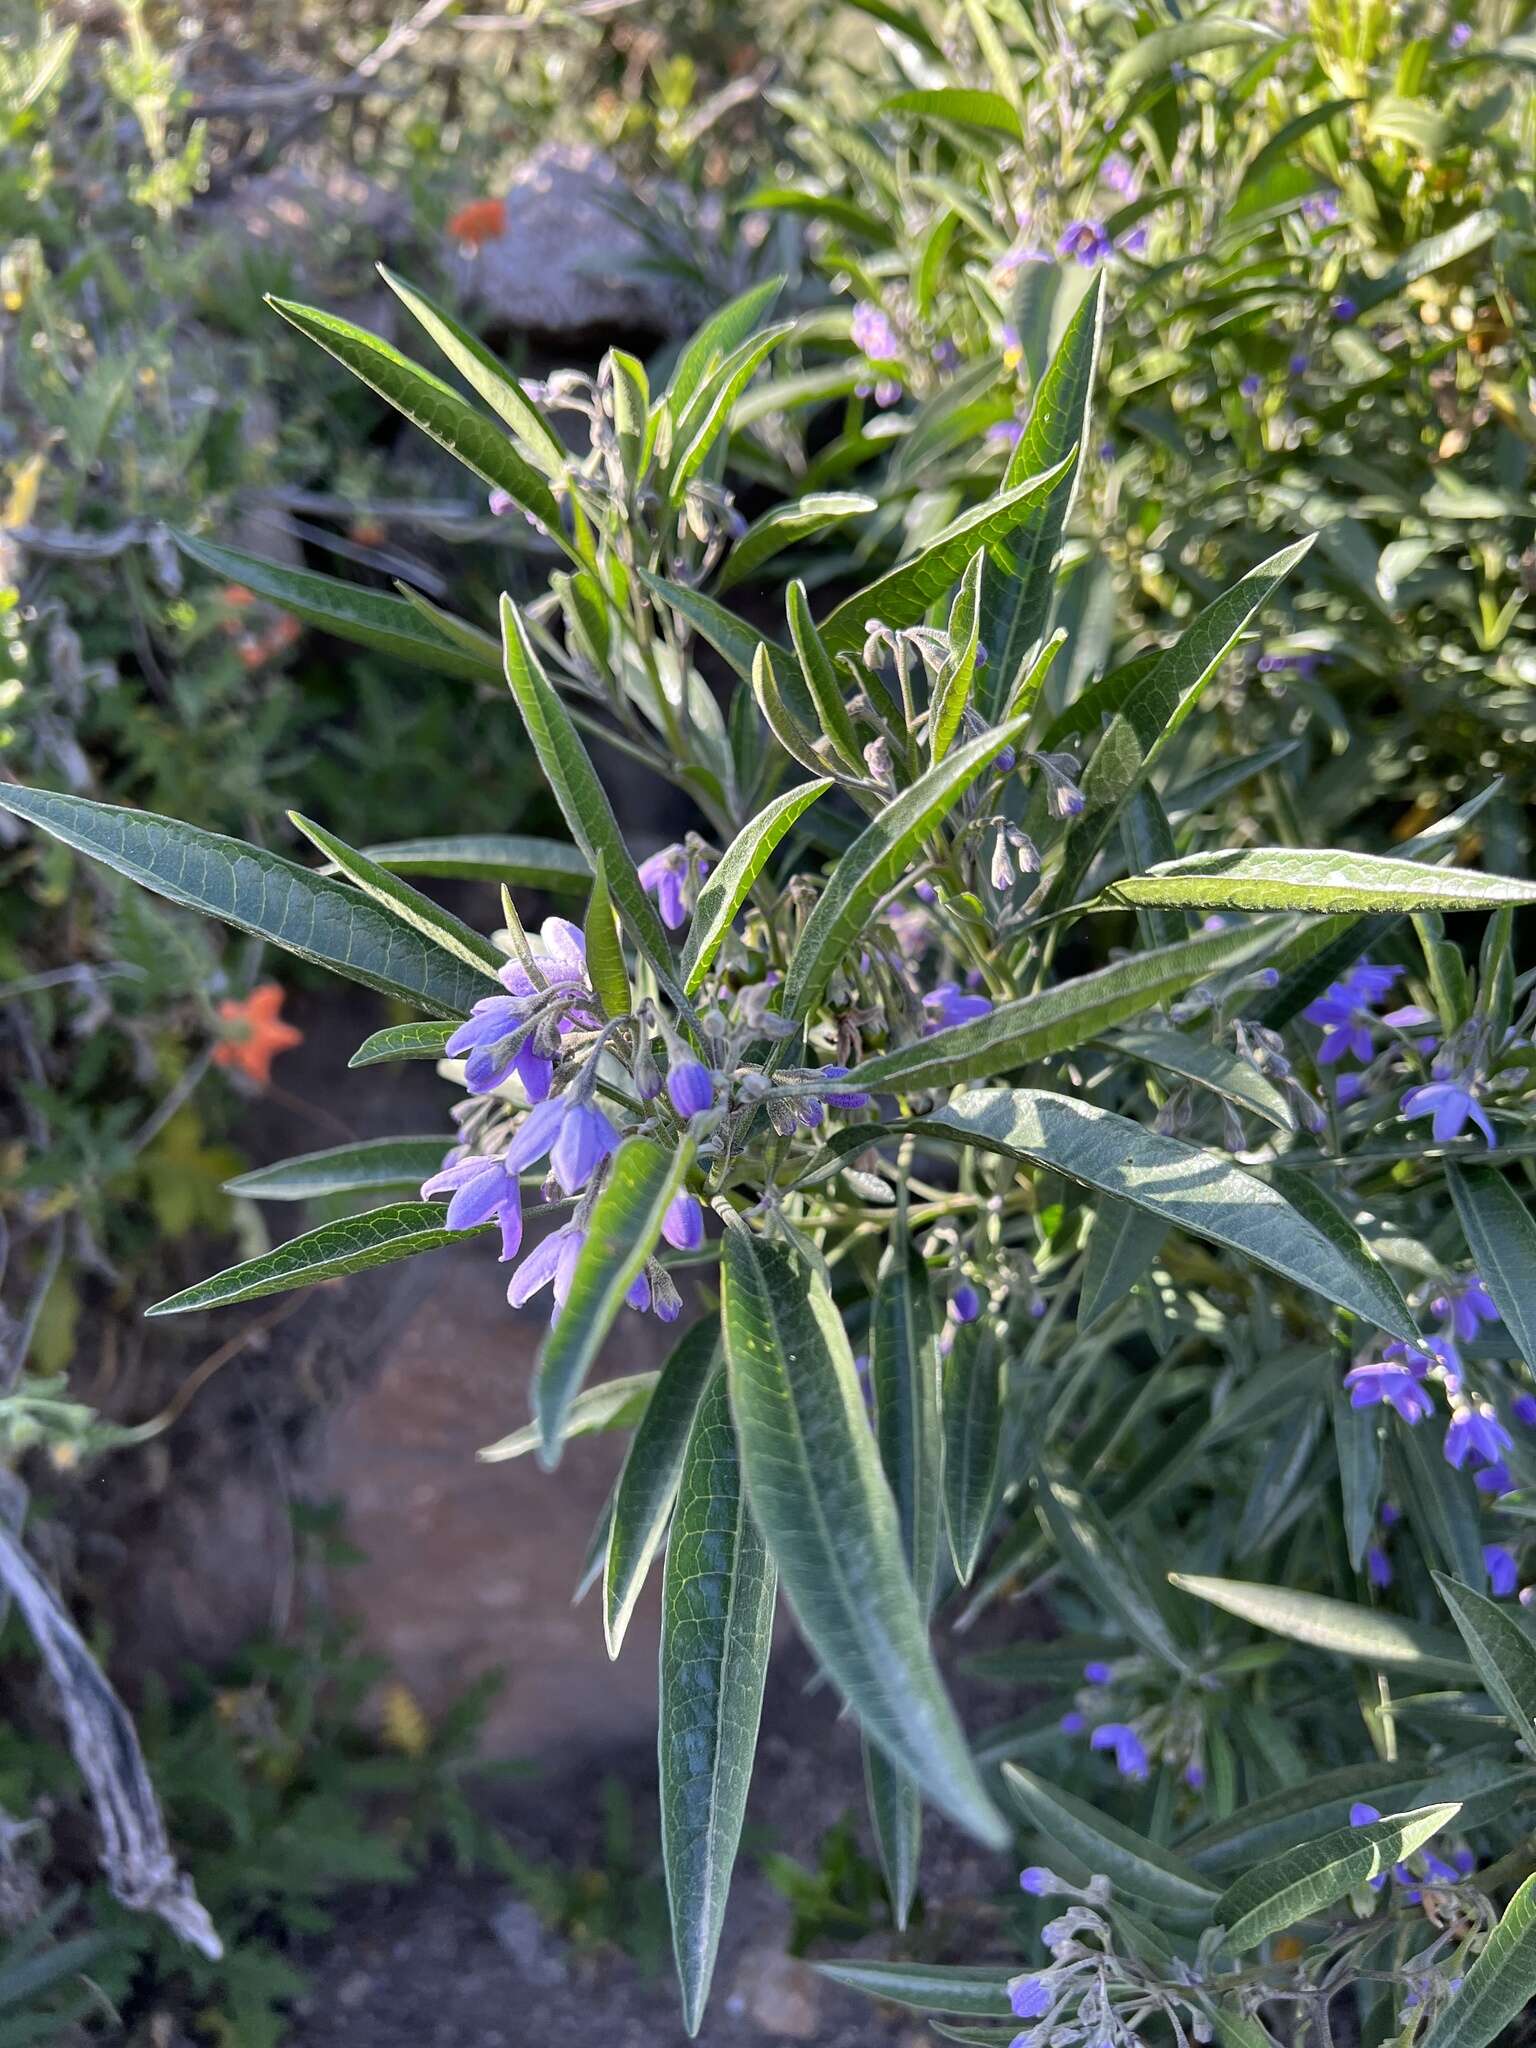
[1003,1763,1220,1915]
[501,598,697,1023]
[1037,1472,1189,1669]
[782,713,1031,1022]
[660,1372,777,2037]
[881,85,1024,139]
[664,275,785,414]
[1109,1029,1296,1132]
[1266,1170,1414,1338]
[816,458,1076,660]
[716,493,876,593]
[941,1320,1002,1585]
[978,276,1104,721]
[680,780,832,994]
[863,1743,923,1934]
[534,1138,696,1464]
[909,1090,1418,1338]
[846,921,1283,1095]
[172,531,501,682]
[290,813,505,980]
[811,1960,1013,2019]
[1415,1871,1536,2048]
[0,787,484,1017]
[1216,1804,1461,1953]
[928,551,984,763]
[1433,1574,1536,1758]
[787,578,863,771]
[349,1020,456,1068]
[378,266,567,475]
[721,1231,1006,1846]
[267,297,563,535]
[357,836,590,893]
[147,1203,479,1316]
[1167,1576,1474,1681]
[1080,1196,1167,1327]
[583,854,631,1020]
[226,1136,449,1201]
[1447,1167,1536,1370]
[1103,847,1536,914]
[477,1373,657,1463]
[665,322,796,497]
[1332,1388,1382,1573]
[870,1243,942,1610]
[604,1321,720,1657]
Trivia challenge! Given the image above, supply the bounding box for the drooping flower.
[1010,1977,1053,2020]
[422,1155,524,1261]
[1059,1710,1087,1734]
[924,983,993,1033]
[1302,963,1402,1064]
[1484,1544,1519,1598]
[1102,152,1137,195]
[662,1190,703,1251]
[213,982,303,1085]
[1367,1545,1392,1588]
[1299,190,1341,230]
[1240,372,1262,400]
[1350,1802,1382,1826]
[1332,295,1359,321]
[1089,1721,1149,1781]
[817,1065,872,1111]
[851,302,900,359]
[1343,1346,1434,1424]
[507,1224,585,1317]
[455,917,598,1099]
[1083,1660,1113,1685]
[987,419,1026,450]
[1056,220,1111,266]
[1402,1078,1496,1146]
[667,1054,715,1119]
[1432,1273,1500,1345]
[638,843,708,930]
[1184,1759,1205,1790]
[1476,1461,1514,1498]
[1513,1393,1536,1428]
[1444,1402,1513,1471]
[507,1091,620,1195]
[1019,1865,1058,1896]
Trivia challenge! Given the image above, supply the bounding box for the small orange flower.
[220,583,256,608]
[446,197,506,249]
[213,982,303,1086]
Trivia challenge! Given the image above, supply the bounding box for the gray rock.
[728,1946,822,2038]
[451,144,703,340]
[489,1895,568,1987]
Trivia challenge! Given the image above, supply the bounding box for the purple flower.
[1090,1721,1149,1782]
[851,302,900,360]
[1343,1348,1434,1425]
[1240,372,1262,399]
[422,1155,524,1260]
[1302,963,1401,1064]
[488,487,515,516]
[1059,1710,1086,1735]
[1450,22,1472,48]
[667,1056,715,1118]
[817,1064,871,1110]
[1184,1759,1205,1791]
[1056,219,1111,266]
[1300,190,1342,229]
[1102,152,1136,195]
[1513,1393,1536,1428]
[1118,225,1148,256]
[662,1190,703,1251]
[1445,1403,1513,1471]
[1432,1274,1500,1345]
[1332,295,1358,322]
[923,983,993,1033]
[950,1284,982,1324]
[1083,1660,1113,1685]
[1350,1803,1382,1826]
[638,843,707,931]
[1380,1501,1401,1526]
[507,1091,620,1195]
[932,339,960,371]
[1018,1866,1055,1896]
[1485,1544,1519,1598]
[446,995,552,1101]
[1367,1545,1392,1588]
[1476,1461,1513,1498]
[1289,351,1310,377]
[1010,1977,1053,2020]
[1402,1080,1495,1146]
[987,419,1026,449]
[507,1224,585,1318]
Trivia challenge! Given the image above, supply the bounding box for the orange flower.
[213,982,303,1086]
[220,583,255,607]
[446,197,506,249]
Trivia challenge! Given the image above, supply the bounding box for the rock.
[206,163,409,280]
[451,144,706,341]
[488,1896,567,1987]
[727,1946,822,2039]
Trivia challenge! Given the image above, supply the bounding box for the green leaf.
[604,1322,720,1657]
[665,276,785,415]
[1415,1871,1536,2048]
[379,266,567,474]
[929,552,984,762]
[1103,847,1536,914]
[665,322,796,496]
[225,1136,449,1201]
[0,787,484,1017]
[941,1319,1002,1585]
[534,1137,696,1463]
[1036,1470,1189,1669]
[477,1373,656,1464]
[908,1090,1418,1337]
[289,813,505,980]
[1003,1762,1220,1915]
[172,531,501,682]
[1332,1388,1382,1574]
[355,836,590,893]
[1167,1576,1474,1681]
[816,459,1076,660]
[716,494,876,593]
[146,1203,478,1316]
[501,597,698,1024]
[1433,1574,1536,1758]
[881,86,1024,140]
[811,1961,1013,2018]
[1448,1166,1536,1371]
[680,780,832,994]
[870,1242,943,1610]
[1215,1802,1460,1952]
[583,854,632,1020]
[978,276,1104,720]
[721,1230,1005,1845]
[660,1371,776,2036]
[781,713,1030,1021]
[787,578,864,772]
[1347,207,1501,315]
[845,921,1284,1095]
[348,1020,457,1068]
[863,1742,923,1933]
[1109,1028,1296,1133]
[1105,19,1273,95]
[267,296,563,534]
[1266,1169,1415,1337]
[1079,1196,1167,1327]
